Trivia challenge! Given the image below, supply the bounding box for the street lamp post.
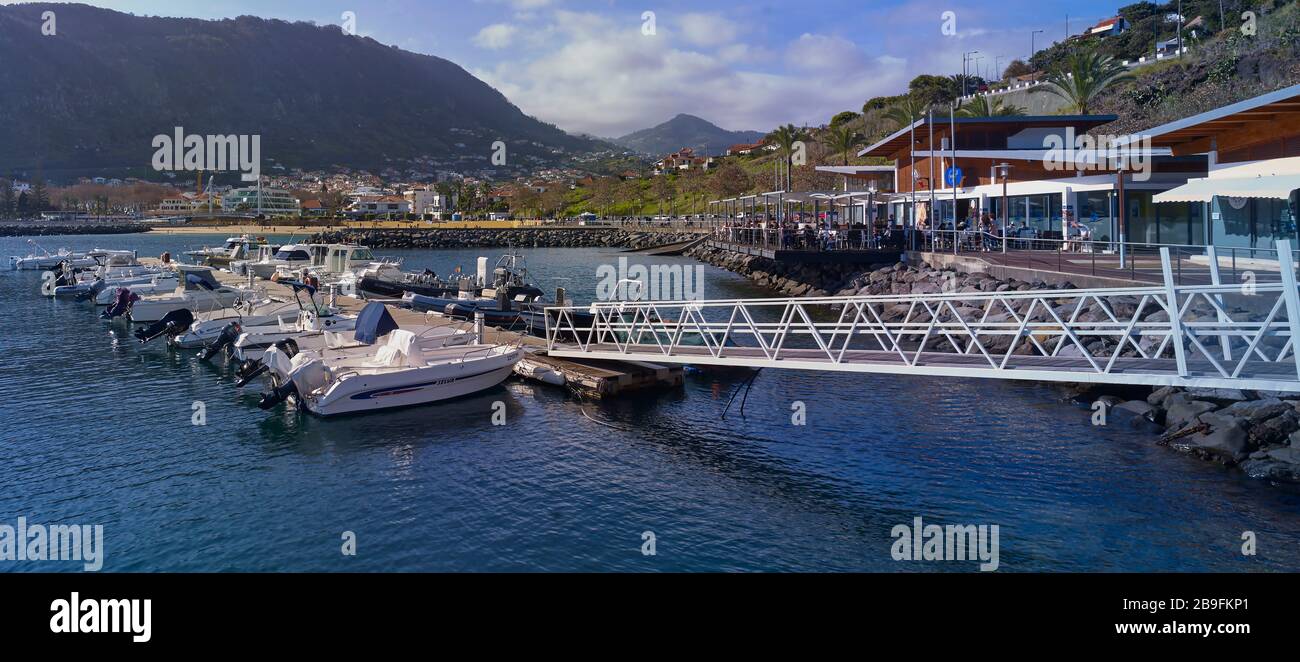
[962,50,980,96]
[997,162,1013,254]
[1030,30,1044,63]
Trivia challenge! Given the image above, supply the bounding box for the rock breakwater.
[309,228,699,250]
[691,242,1300,485]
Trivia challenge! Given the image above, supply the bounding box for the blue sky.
[30,1,1131,136]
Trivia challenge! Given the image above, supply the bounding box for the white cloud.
[678,13,738,47]
[473,23,518,50]
[475,13,909,137]
[469,1,1041,137]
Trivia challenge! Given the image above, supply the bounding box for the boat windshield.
[274,249,311,261]
[351,249,374,261]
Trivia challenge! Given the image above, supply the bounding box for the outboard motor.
[54,261,80,288]
[236,339,297,388]
[77,278,109,302]
[134,309,195,343]
[258,379,298,410]
[198,322,243,361]
[101,288,139,320]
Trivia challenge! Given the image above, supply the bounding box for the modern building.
[221,187,301,216]
[1142,83,1300,250]
[404,189,451,218]
[855,114,1208,245]
[348,195,410,215]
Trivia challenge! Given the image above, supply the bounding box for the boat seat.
[324,330,351,349]
[363,329,425,368]
[390,329,426,368]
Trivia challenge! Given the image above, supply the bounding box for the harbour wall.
[687,242,1300,484]
[309,228,700,250]
[1,223,150,237]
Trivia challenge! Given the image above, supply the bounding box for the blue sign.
[944,166,963,187]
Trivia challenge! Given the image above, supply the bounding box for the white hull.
[12,255,96,270]
[93,277,181,305]
[250,259,310,280]
[229,316,358,361]
[128,289,248,323]
[249,325,470,363]
[172,300,300,348]
[303,358,518,417]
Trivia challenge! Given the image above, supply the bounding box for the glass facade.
[1077,191,1115,244]
[1210,193,1298,250]
[891,185,1278,249]
[986,194,1063,237]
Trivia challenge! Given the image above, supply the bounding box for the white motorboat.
[229,244,279,277]
[92,271,182,305]
[184,234,272,268]
[10,242,117,271]
[162,297,302,348]
[48,252,168,299]
[248,244,315,280]
[257,303,521,416]
[113,265,250,323]
[205,280,354,361]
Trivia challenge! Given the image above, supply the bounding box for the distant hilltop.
[613,114,766,157]
[0,3,615,178]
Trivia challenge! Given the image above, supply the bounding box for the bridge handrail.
[542,242,1300,391]
[544,281,1284,314]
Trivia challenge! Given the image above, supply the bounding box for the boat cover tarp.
[354,302,399,344]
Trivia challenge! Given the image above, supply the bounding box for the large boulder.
[1248,409,1300,447]
[1220,398,1290,424]
[1163,395,1219,431]
[1170,412,1251,463]
[1147,386,1181,407]
[1240,447,1300,483]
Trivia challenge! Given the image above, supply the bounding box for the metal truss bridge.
[545,243,1300,393]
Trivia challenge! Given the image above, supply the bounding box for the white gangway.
[545,242,1300,393]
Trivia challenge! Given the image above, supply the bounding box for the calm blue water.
[2,233,1299,572]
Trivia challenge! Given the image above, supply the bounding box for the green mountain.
[613,114,765,157]
[0,3,615,180]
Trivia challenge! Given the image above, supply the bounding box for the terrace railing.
[915,229,1291,286]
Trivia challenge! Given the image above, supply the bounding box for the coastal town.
[4,0,1300,633]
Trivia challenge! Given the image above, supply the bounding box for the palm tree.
[819,124,862,192]
[1033,50,1132,115]
[883,94,928,130]
[770,123,807,192]
[820,124,862,166]
[956,95,1027,117]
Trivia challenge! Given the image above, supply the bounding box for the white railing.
[544,243,1300,391]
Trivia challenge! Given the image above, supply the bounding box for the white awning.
[1152,174,1300,203]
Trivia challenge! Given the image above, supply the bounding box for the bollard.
[555,287,566,307]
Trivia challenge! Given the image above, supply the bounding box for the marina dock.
[194,261,684,400]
